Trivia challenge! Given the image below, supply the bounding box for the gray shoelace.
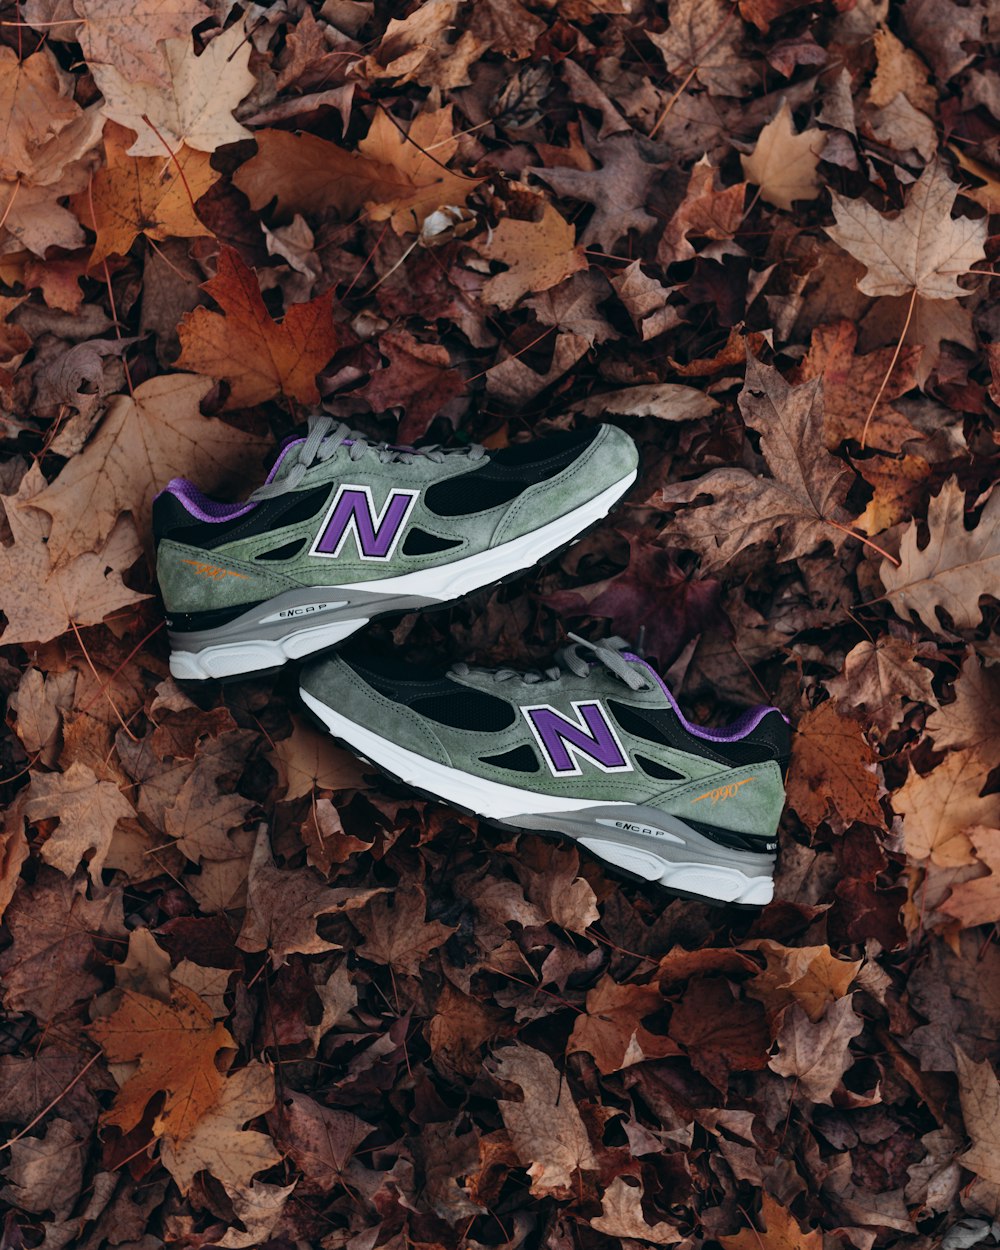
[249,414,486,501]
[450,634,650,692]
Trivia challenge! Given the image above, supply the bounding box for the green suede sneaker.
[299,636,789,905]
[153,418,637,681]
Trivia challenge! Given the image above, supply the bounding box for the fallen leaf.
[591,1175,681,1243]
[941,828,1000,928]
[91,22,255,156]
[268,1090,372,1196]
[272,714,370,801]
[827,162,987,300]
[0,465,147,645]
[89,984,234,1141]
[657,156,746,265]
[568,975,682,1073]
[786,700,884,832]
[352,887,455,976]
[0,46,79,178]
[826,637,935,736]
[926,652,1000,758]
[23,760,134,881]
[669,978,770,1091]
[894,751,997,866]
[73,121,218,268]
[214,1178,296,1249]
[175,246,340,408]
[649,0,757,97]
[492,1044,597,1196]
[31,373,270,563]
[745,941,863,1022]
[880,477,1000,632]
[768,995,863,1103]
[427,982,508,1081]
[0,1119,84,1220]
[741,100,821,211]
[719,1191,824,1250]
[74,0,210,90]
[576,383,717,422]
[477,203,586,310]
[954,1048,1000,1187]
[359,329,465,443]
[869,25,936,114]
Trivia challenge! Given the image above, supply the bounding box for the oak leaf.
[31,373,270,564]
[492,1044,597,1196]
[23,761,135,882]
[941,828,1000,929]
[657,355,852,568]
[894,750,997,866]
[954,1048,1000,1187]
[591,1176,681,1244]
[798,320,921,451]
[826,637,935,736]
[719,1192,823,1250]
[827,162,987,300]
[741,100,822,211]
[768,996,863,1103]
[0,465,147,645]
[352,886,455,976]
[75,0,210,89]
[91,22,255,156]
[477,203,586,310]
[568,975,681,1073]
[786,700,884,832]
[880,477,1000,632]
[175,247,340,408]
[89,984,234,1141]
[73,122,217,269]
[159,1061,280,1194]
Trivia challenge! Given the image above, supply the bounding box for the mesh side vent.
[410,690,517,732]
[257,538,307,561]
[402,528,464,555]
[635,754,684,781]
[481,745,540,773]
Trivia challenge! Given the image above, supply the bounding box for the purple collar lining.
[623,653,775,742]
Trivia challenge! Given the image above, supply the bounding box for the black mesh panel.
[402,528,464,556]
[635,755,684,781]
[481,745,540,773]
[410,690,517,732]
[257,538,307,561]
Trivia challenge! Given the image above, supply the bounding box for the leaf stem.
[859,285,917,451]
[827,518,900,567]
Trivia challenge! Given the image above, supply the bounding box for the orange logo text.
[181,559,248,581]
[692,777,755,805]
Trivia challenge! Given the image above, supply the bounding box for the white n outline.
[308,483,420,562]
[521,700,634,778]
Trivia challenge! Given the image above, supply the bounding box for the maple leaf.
[23,761,134,882]
[869,26,936,114]
[75,0,210,89]
[0,1118,84,1221]
[162,752,256,863]
[268,1090,372,1197]
[492,1045,597,1197]
[827,162,987,300]
[941,828,1000,929]
[567,976,682,1074]
[236,826,382,965]
[719,1192,824,1250]
[234,106,480,234]
[359,329,465,443]
[768,995,863,1103]
[954,1048,1000,1188]
[880,477,1000,632]
[741,100,822,211]
[0,465,147,645]
[428,982,508,1081]
[798,320,921,451]
[175,246,341,409]
[786,700,884,833]
[649,0,757,97]
[159,1061,280,1194]
[745,941,862,1023]
[272,714,370,800]
[657,156,746,265]
[31,373,270,564]
[657,355,853,568]
[894,751,998,866]
[91,22,255,156]
[827,637,935,736]
[477,203,586,310]
[591,1176,681,1244]
[0,46,80,178]
[72,121,217,269]
[90,984,234,1142]
[351,886,455,976]
[927,653,1000,760]
[213,1179,296,1250]
[669,977,770,1091]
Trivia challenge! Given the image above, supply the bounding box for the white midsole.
[169,470,636,681]
[299,691,773,905]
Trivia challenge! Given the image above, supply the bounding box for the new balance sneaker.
[154,418,638,681]
[299,636,788,905]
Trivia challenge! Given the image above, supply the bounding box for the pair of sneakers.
[153,418,787,906]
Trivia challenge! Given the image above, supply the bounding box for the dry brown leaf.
[214,1179,296,1249]
[8,665,76,758]
[0,46,79,178]
[941,827,1000,928]
[719,1191,824,1250]
[427,982,508,1081]
[786,700,884,832]
[0,465,147,645]
[567,976,682,1073]
[828,162,987,300]
[23,761,134,882]
[894,750,997,866]
[741,100,822,211]
[826,637,936,736]
[745,941,863,1022]
[855,452,932,535]
[493,1044,597,1196]
[768,996,863,1103]
[31,373,270,565]
[92,22,255,155]
[926,652,1000,758]
[477,203,586,310]
[649,0,757,97]
[74,0,210,89]
[954,1048,1000,1187]
[0,820,29,925]
[73,121,217,268]
[0,1118,84,1220]
[272,714,371,801]
[89,984,234,1141]
[351,886,455,976]
[657,156,746,265]
[880,477,1000,632]
[869,26,936,114]
[591,1176,681,1243]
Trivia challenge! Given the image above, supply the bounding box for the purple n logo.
[523,701,633,777]
[310,485,419,561]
